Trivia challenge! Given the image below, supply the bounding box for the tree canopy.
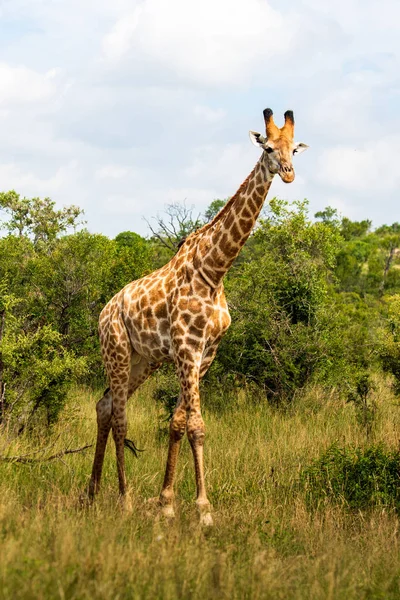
[1,191,400,430]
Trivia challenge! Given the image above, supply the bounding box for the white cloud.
[95,165,133,179]
[193,105,225,123]
[0,63,58,106]
[0,161,81,198]
[309,84,374,141]
[322,196,358,219]
[102,0,293,85]
[102,7,143,62]
[162,187,219,211]
[317,136,400,193]
[185,143,254,186]
[1,0,400,236]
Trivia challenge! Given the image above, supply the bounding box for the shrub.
[0,288,87,431]
[212,199,343,403]
[379,295,400,394]
[346,372,377,438]
[301,444,400,511]
[153,367,180,421]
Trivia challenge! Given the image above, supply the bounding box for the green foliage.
[314,205,340,226]
[212,199,342,401]
[112,230,153,288]
[312,291,380,392]
[25,232,115,375]
[0,287,86,430]
[2,188,400,428]
[204,198,226,222]
[346,373,377,438]
[301,444,400,511]
[0,190,84,244]
[334,217,400,296]
[379,295,400,394]
[0,227,153,394]
[340,216,371,241]
[152,367,180,421]
[335,239,371,292]
[0,235,35,295]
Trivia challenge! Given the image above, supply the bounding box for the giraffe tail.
[124,438,144,458]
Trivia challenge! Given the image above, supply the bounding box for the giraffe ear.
[293,142,309,155]
[249,131,266,148]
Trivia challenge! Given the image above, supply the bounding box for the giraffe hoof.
[161,504,175,519]
[199,512,214,527]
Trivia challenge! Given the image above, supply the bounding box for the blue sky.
[0,0,399,237]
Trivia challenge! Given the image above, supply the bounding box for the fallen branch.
[0,444,93,464]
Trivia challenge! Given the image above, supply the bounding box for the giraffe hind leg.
[123,355,161,457]
[88,345,160,504]
[88,387,113,499]
[110,352,161,504]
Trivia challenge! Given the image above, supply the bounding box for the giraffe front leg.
[158,399,187,518]
[187,406,213,526]
[180,360,213,526]
[112,421,127,496]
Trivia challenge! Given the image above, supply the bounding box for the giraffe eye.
[265,146,274,154]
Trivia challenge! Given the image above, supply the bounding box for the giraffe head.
[249,108,308,183]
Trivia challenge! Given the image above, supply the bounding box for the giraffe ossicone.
[88,108,308,524]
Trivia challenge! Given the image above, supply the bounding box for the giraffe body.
[100,242,231,370]
[89,108,308,524]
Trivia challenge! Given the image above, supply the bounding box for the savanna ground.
[1,374,400,600]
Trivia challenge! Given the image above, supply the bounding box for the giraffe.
[88,108,308,525]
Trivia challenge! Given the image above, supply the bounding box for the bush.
[0,288,87,431]
[346,372,377,438]
[301,444,400,511]
[211,199,342,402]
[379,295,400,394]
[152,366,180,421]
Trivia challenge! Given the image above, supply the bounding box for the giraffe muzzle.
[279,165,295,183]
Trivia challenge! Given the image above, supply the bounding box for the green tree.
[314,206,340,226]
[340,217,371,241]
[0,190,84,244]
[113,231,153,286]
[211,200,342,401]
[204,199,226,222]
[0,283,86,429]
[26,232,116,376]
[379,294,400,394]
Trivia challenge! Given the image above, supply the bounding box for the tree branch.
[0,444,93,464]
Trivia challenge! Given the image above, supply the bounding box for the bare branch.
[144,217,177,251]
[144,201,203,252]
[0,443,93,464]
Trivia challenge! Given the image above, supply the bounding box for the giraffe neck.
[195,154,274,287]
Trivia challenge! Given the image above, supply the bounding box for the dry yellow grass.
[0,375,399,599]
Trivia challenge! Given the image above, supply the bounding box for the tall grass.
[0,375,400,599]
